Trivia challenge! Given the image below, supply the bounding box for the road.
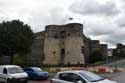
[27,72,125,83]
[112,73,125,83]
[28,80,50,83]
[100,72,125,83]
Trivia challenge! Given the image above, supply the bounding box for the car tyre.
[24,80,28,83]
[7,79,11,83]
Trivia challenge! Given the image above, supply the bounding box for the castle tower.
[64,23,85,65]
[43,23,85,65]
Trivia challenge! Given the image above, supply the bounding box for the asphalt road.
[100,72,125,83]
[27,72,125,83]
[28,80,50,83]
[112,73,125,83]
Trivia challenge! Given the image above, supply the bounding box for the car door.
[0,68,8,82]
[0,68,4,82]
[25,68,34,78]
[71,73,87,83]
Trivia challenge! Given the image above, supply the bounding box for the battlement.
[45,23,83,38]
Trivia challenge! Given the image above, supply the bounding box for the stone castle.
[43,23,85,65]
[26,23,108,66]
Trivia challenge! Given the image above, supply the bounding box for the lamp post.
[114,49,120,71]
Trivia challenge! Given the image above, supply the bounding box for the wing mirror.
[77,81,82,83]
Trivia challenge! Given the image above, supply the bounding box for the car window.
[31,67,42,72]
[79,71,104,82]
[59,73,86,83]
[72,73,86,83]
[8,67,23,74]
[59,73,72,82]
[25,68,32,72]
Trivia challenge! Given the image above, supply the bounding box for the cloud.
[116,15,125,27]
[0,0,125,48]
[69,0,120,16]
[82,15,125,47]
[84,17,117,36]
[0,0,74,32]
[28,7,70,32]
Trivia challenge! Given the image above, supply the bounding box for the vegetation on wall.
[13,54,26,67]
[89,48,104,63]
[41,51,45,63]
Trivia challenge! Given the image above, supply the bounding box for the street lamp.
[114,49,120,71]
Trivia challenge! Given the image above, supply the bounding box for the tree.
[89,48,104,63]
[0,20,34,64]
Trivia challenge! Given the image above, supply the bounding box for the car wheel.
[44,77,48,80]
[33,77,37,80]
[24,80,28,83]
[7,79,11,83]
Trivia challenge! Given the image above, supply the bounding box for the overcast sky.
[0,0,125,48]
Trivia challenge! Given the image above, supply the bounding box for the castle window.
[67,51,69,54]
[62,42,64,45]
[54,33,58,38]
[61,49,65,55]
[53,51,56,54]
[67,33,71,36]
[81,46,84,53]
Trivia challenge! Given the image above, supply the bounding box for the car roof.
[0,65,20,68]
[58,70,87,74]
[25,67,40,69]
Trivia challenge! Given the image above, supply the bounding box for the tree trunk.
[10,55,14,64]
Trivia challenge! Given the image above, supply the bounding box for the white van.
[0,65,28,83]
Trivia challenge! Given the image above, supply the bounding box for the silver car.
[51,70,117,83]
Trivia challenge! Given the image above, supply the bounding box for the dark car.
[24,67,49,80]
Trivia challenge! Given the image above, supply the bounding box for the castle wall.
[64,37,85,64]
[43,38,61,65]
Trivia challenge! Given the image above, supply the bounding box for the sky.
[0,0,125,48]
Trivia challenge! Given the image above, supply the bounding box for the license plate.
[20,78,25,81]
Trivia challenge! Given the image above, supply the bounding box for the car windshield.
[31,67,42,72]
[8,67,24,74]
[79,71,104,82]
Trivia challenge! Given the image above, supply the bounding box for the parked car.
[51,70,117,83]
[24,67,49,80]
[0,65,28,83]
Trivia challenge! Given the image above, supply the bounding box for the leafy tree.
[0,20,34,64]
[89,48,104,63]
[13,54,25,67]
